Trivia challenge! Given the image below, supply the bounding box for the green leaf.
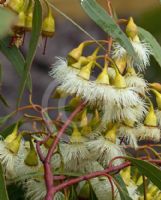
[0,163,9,200]
[0,7,16,39]
[17,0,42,107]
[138,27,161,67]
[114,174,132,200]
[0,37,25,75]
[0,38,32,89]
[128,157,161,190]
[0,93,9,107]
[80,0,135,56]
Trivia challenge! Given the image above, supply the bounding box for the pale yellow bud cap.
[144,101,157,127]
[69,96,81,107]
[6,134,22,154]
[78,61,94,80]
[8,0,24,13]
[42,9,55,37]
[150,82,161,92]
[96,65,109,85]
[120,166,131,185]
[105,124,117,143]
[124,119,135,128]
[70,124,82,143]
[71,56,88,69]
[126,66,136,75]
[126,17,138,39]
[151,89,161,110]
[113,69,126,88]
[24,140,39,166]
[5,124,18,144]
[115,57,127,74]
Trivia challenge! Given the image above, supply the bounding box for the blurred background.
[0,0,161,121]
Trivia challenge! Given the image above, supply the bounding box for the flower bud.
[68,42,86,63]
[96,65,109,85]
[151,89,161,110]
[24,140,39,166]
[120,166,131,185]
[25,0,33,31]
[42,8,55,37]
[7,0,24,13]
[4,123,18,144]
[105,124,117,143]
[78,61,94,80]
[113,69,126,88]
[126,17,138,39]
[71,56,88,69]
[115,57,127,74]
[150,82,161,92]
[144,101,157,127]
[90,109,100,127]
[69,96,81,107]
[126,66,136,75]
[15,11,26,29]
[80,109,88,128]
[70,124,82,143]
[124,119,135,128]
[6,134,22,154]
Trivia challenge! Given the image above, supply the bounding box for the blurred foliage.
[136,7,161,82]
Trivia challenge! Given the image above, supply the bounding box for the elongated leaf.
[138,27,161,67]
[0,7,16,38]
[17,0,42,107]
[81,0,135,56]
[128,157,161,190]
[0,113,14,126]
[115,175,132,200]
[0,38,25,76]
[0,163,9,200]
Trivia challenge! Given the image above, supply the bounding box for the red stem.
[43,102,86,199]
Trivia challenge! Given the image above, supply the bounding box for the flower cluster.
[0,16,161,200]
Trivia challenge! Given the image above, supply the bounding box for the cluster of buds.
[1,0,55,50]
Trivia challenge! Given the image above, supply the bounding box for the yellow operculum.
[5,124,18,144]
[115,57,127,74]
[150,82,161,92]
[126,17,138,39]
[71,56,89,69]
[124,118,135,128]
[120,166,131,185]
[69,96,81,107]
[24,140,39,166]
[144,102,157,127]
[16,11,26,28]
[70,124,82,143]
[113,68,126,88]
[68,42,86,63]
[96,65,109,85]
[136,176,143,186]
[126,66,136,75]
[25,0,33,31]
[78,61,94,80]
[44,137,55,149]
[8,0,24,13]
[151,89,161,110]
[42,8,55,37]
[6,134,22,154]
[105,123,117,143]
[87,47,100,61]
[80,109,88,128]
[90,109,100,127]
